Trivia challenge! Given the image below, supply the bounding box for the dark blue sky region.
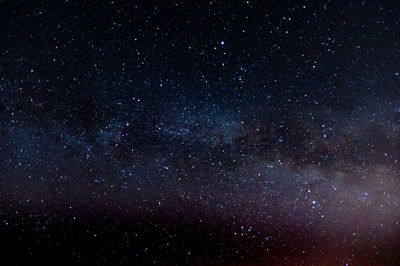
[1,0,400,265]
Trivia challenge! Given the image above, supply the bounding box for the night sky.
[1,0,400,265]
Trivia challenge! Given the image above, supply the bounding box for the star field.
[1,0,400,265]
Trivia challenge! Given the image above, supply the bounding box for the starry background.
[1,0,400,265]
